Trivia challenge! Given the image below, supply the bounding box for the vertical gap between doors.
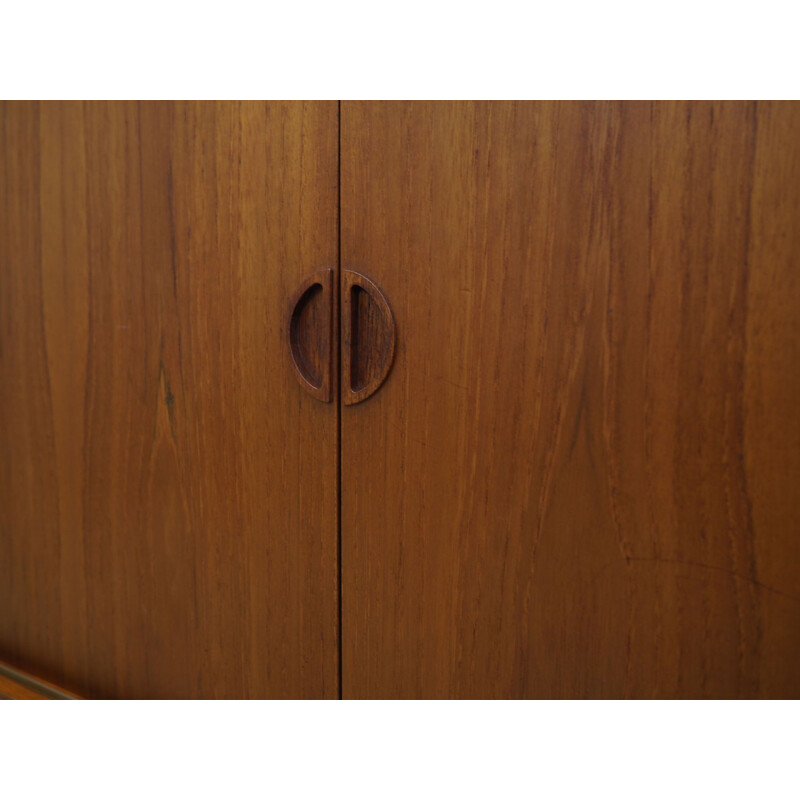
[336,99,343,700]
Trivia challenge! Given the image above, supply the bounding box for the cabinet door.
[340,101,800,698]
[0,101,339,698]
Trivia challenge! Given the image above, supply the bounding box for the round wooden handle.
[342,270,395,405]
[287,269,334,402]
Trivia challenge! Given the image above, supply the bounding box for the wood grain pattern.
[0,101,340,698]
[340,101,800,698]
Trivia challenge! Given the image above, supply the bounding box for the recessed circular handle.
[342,270,395,405]
[287,269,334,402]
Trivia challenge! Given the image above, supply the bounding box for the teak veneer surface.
[340,101,800,698]
[0,101,340,699]
[2,101,798,699]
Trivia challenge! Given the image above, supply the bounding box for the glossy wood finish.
[0,101,340,698]
[340,101,800,698]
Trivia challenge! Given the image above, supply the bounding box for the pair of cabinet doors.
[1,101,798,699]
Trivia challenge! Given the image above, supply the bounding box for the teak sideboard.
[1,101,798,698]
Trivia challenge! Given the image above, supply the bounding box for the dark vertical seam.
[337,100,343,700]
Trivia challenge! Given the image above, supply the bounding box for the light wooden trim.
[0,661,80,700]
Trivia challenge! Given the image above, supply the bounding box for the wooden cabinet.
[1,101,798,699]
